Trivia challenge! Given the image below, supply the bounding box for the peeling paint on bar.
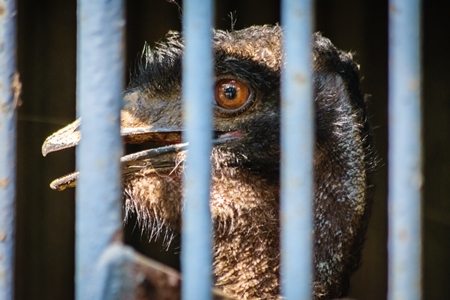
[181,0,215,299]
[76,1,125,299]
[0,1,17,299]
[280,0,314,299]
[388,0,422,300]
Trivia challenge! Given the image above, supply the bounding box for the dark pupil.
[223,85,237,100]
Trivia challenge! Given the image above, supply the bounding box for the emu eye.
[214,79,250,110]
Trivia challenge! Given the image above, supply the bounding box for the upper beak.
[42,94,241,191]
[41,118,183,157]
[41,118,81,157]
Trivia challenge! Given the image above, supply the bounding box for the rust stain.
[0,177,9,188]
[13,72,22,109]
[294,8,303,18]
[399,229,409,241]
[0,232,6,242]
[409,78,420,91]
[0,5,5,16]
[389,4,398,14]
[295,73,306,85]
[0,74,21,113]
[0,103,6,114]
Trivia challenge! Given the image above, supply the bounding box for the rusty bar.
[280,0,314,299]
[388,0,422,299]
[0,1,17,299]
[76,0,125,299]
[181,0,215,299]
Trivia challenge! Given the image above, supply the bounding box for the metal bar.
[90,244,135,300]
[181,0,215,299]
[76,1,125,299]
[388,0,422,300]
[280,0,314,299]
[0,1,17,299]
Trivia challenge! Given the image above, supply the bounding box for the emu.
[42,25,375,299]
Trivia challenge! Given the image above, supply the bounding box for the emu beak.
[42,118,82,157]
[41,117,187,191]
[42,92,239,191]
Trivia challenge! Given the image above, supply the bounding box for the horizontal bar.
[181,0,215,299]
[388,0,422,300]
[76,0,125,299]
[0,1,17,299]
[280,0,314,299]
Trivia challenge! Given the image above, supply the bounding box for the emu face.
[43,25,375,299]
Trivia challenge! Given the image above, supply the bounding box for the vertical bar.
[280,0,314,299]
[0,1,16,299]
[181,0,214,299]
[388,0,422,300]
[76,1,125,299]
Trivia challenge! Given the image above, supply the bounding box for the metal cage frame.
[0,0,422,299]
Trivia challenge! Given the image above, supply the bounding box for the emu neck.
[210,169,281,299]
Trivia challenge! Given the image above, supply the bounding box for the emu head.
[42,25,375,299]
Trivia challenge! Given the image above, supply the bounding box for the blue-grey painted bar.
[181,0,214,299]
[280,0,314,299]
[90,244,135,300]
[0,1,17,299]
[76,1,125,299]
[388,0,422,300]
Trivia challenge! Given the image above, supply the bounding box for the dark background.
[15,0,450,299]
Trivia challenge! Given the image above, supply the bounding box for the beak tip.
[42,144,49,157]
[41,139,55,157]
[49,182,60,190]
[41,119,82,157]
[50,179,65,191]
